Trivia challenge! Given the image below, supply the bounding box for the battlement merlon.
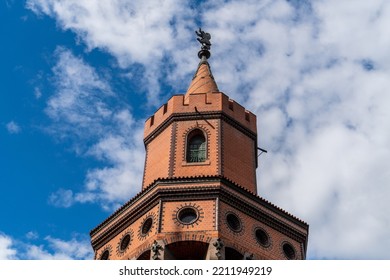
[143,91,257,140]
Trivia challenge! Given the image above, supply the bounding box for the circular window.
[120,234,131,252]
[255,228,270,247]
[177,207,198,224]
[283,243,296,260]
[141,217,153,235]
[226,213,242,232]
[100,250,110,260]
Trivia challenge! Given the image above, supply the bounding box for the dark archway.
[137,250,151,260]
[225,247,244,260]
[165,241,208,260]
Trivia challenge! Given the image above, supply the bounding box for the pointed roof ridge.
[184,56,219,102]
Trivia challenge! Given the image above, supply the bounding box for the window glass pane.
[187,133,206,162]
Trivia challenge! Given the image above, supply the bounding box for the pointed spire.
[184,29,219,102]
[186,57,219,95]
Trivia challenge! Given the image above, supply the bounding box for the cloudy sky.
[1,0,390,260]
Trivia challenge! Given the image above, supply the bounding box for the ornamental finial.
[196,28,211,59]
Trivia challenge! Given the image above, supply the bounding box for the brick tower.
[90,30,308,260]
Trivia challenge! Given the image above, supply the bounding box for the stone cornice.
[90,176,308,253]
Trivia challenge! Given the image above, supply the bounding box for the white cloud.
[0,232,93,260]
[26,0,198,103]
[200,0,390,259]
[27,0,177,63]
[6,121,21,134]
[46,48,144,210]
[48,188,74,208]
[46,47,113,139]
[25,231,39,240]
[283,124,390,259]
[0,233,17,260]
[34,87,42,99]
[25,236,93,260]
[45,236,93,259]
[27,0,390,259]
[82,129,144,210]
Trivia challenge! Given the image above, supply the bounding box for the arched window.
[186,130,206,162]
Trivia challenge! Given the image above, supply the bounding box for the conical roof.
[184,56,219,103]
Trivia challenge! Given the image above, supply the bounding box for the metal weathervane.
[196,28,211,59]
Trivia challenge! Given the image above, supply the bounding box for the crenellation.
[144,91,257,140]
[228,99,234,110]
[220,93,257,132]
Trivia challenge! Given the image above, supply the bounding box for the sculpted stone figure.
[196,28,211,50]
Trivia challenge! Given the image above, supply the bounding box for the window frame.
[185,129,208,163]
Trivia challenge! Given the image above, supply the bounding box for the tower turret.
[90,30,308,260]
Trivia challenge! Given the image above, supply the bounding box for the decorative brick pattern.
[98,244,113,260]
[182,125,212,162]
[253,226,272,249]
[173,119,219,178]
[161,200,215,233]
[164,233,213,245]
[223,211,245,236]
[218,201,304,260]
[138,212,158,241]
[168,122,177,177]
[116,229,134,257]
[172,203,204,228]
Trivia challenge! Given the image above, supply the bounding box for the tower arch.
[136,250,151,260]
[225,247,244,260]
[165,241,209,260]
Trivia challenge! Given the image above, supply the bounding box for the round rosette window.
[177,207,199,225]
[226,212,242,232]
[141,217,153,236]
[282,242,296,260]
[255,228,270,247]
[98,244,112,260]
[119,234,131,252]
[100,250,110,260]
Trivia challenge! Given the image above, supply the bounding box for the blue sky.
[1,0,390,259]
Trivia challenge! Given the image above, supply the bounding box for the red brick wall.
[95,205,160,260]
[218,202,303,260]
[143,125,172,189]
[221,121,257,193]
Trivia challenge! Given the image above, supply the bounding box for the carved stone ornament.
[244,252,254,260]
[212,238,224,260]
[151,240,163,260]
